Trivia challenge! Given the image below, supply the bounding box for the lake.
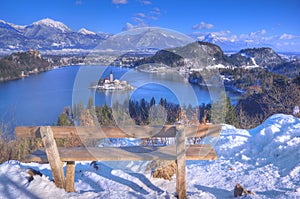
[0,65,241,127]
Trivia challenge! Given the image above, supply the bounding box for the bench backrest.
[15,124,221,139]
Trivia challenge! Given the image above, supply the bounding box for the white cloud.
[132,17,144,24]
[130,7,160,28]
[122,22,147,31]
[135,13,146,18]
[112,0,128,5]
[75,0,83,5]
[192,28,300,52]
[279,33,297,40]
[122,22,135,31]
[139,0,152,5]
[192,21,214,30]
[249,29,267,38]
[150,7,161,15]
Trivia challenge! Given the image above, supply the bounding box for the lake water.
[0,65,241,127]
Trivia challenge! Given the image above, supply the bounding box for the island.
[91,71,134,90]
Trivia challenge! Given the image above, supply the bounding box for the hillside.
[0,114,299,198]
[134,41,229,68]
[0,50,50,81]
[134,41,288,70]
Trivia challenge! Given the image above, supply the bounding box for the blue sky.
[1,0,300,51]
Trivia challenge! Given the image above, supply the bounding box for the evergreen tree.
[225,96,239,127]
[57,112,74,126]
[72,104,77,119]
[87,97,94,110]
[150,97,156,107]
[77,101,84,118]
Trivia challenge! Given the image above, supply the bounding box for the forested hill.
[134,41,229,68]
[0,50,50,81]
[133,41,295,73]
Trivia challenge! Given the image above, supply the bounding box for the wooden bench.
[15,124,221,199]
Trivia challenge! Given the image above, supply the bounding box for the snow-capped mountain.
[23,19,73,38]
[97,27,194,51]
[78,28,96,35]
[32,18,72,33]
[197,32,292,53]
[0,18,110,52]
[0,19,195,54]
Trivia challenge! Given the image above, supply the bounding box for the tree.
[87,97,94,110]
[72,104,77,119]
[293,73,300,86]
[224,96,238,127]
[150,97,156,107]
[77,101,84,118]
[140,98,149,124]
[57,112,74,126]
[236,77,300,128]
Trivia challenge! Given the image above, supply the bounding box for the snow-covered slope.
[79,28,96,35]
[0,18,109,51]
[32,18,72,33]
[0,114,299,198]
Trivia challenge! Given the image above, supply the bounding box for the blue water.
[0,65,241,127]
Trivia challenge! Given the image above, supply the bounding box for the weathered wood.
[176,126,186,199]
[65,161,75,192]
[40,126,65,189]
[184,124,221,137]
[23,144,217,162]
[15,124,221,139]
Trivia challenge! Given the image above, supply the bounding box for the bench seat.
[24,144,217,163]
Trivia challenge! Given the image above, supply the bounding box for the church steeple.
[110,70,113,82]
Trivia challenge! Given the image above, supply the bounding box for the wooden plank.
[65,161,75,192]
[176,126,186,199]
[24,145,217,162]
[186,145,218,160]
[15,126,176,139]
[184,124,222,138]
[40,126,65,189]
[15,124,221,139]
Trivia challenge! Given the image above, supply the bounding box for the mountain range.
[0,18,111,53]
[2,18,299,55]
[0,18,193,54]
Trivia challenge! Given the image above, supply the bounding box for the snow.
[33,18,72,33]
[240,53,260,68]
[0,114,299,198]
[78,28,96,35]
[250,57,258,66]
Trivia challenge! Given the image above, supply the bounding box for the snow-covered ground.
[1,114,300,198]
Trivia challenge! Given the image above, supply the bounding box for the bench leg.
[176,157,186,199]
[40,126,65,189]
[176,128,187,199]
[66,161,75,192]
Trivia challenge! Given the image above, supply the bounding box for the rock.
[27,168,43,182]
[147,160,176,181]
[234,183,254,197]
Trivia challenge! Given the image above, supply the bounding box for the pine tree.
[150,97,156,107]
[87,97,94,110]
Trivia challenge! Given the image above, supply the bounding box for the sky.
[0,0,300,51]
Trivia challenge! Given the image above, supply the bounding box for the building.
[110,70,113,82]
